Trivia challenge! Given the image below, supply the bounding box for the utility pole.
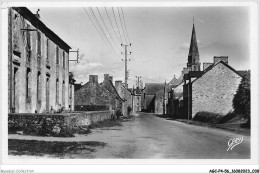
[163,79,166,116]
[121,43,132,89]
[136,76,141,89]
[121,43,131,117]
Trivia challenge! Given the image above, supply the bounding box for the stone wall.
[8,111,113,137]
[192,62,242,118]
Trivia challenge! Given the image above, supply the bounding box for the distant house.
[184,57,243,119]
[100,74,124,112]
[74,75,113,111]
[114,80,132,116]
[144,83,164,113]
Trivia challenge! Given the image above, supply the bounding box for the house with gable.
[184,56,245,119]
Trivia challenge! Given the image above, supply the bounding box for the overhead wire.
[112,7,123,44]
[104,7,121,44]
[121,7,131,44]
[96,7,121,52]
[88,7,121,58]
[117,7,128,44]
[83,7,121,59]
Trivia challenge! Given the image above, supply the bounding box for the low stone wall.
[8,111,113,137]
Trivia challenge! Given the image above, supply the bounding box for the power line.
[112,7,123,44]
[89,7,121,58]
[121,7,131,44]
[96,7,121,52]
[83,7,120,59]
[104,7,121,44]
[117,7,128,44]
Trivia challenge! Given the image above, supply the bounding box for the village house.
[132,87,142,115]
[74,75,115,111]
[143,83,164,113]
[8,7,73,113]
[184,57,244,119]
[100,74,124,113]
[115,80,133,116]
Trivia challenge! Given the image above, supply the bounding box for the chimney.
[213,56,228,64]
[109,76,113,83]
[34,9,40,19]
[104,74,109,81]
[203,62,213,71]
[89,75,98,84]
[115,80,122,97]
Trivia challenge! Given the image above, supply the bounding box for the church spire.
[187,17,200,71]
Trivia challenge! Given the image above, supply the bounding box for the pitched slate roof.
[100,79,124,102]
[74,81,112,105]
[191,60,242,84]
[13,7,71,52]
[145,83,164,95]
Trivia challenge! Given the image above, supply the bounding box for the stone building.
[101,74,124,112]
[143,83,164,113]
[74,75,113,111]
[185,58,242,118]
[132,87,142,115]
[8,7,72,113]
[115,80,132,116]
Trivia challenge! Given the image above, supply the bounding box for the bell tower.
[187,17,201,71]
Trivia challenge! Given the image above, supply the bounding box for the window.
[63,51,65,68]
[56,79,59,103]
[56,46,59,64]
[62,81,65,105]
[26,68,31,100]
[46,39,49,59]
[37,31,41,56]
[26,25,31,63]
[37,72,41,101]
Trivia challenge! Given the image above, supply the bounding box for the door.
[46,77,50,112]
[13,67,19,113]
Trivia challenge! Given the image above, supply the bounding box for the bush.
[74,105,109,111]
[193,111,224,124]
[233,72,250,120]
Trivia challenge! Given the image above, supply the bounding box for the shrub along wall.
[8,111,113,137]
[74,105,109,111]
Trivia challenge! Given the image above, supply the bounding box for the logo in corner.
[227,137,243,151]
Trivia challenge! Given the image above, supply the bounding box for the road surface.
[9,112,250,159]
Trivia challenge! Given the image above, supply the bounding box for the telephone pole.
[121,43,132,89]
[136,76,141,89]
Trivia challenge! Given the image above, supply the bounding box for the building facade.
[190,60,242,118]
[8,7,71,113]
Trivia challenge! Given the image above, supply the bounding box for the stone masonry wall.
[8,111,113,137]
[192,62,242,118]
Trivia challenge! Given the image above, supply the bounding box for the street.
[9,112,250,159]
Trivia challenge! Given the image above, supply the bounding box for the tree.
[233,71,250,123]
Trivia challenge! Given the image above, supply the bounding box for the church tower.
[187,18,201,71]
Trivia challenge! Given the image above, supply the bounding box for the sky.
[29,6,250,87]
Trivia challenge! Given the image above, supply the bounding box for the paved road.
[9,112,250,159]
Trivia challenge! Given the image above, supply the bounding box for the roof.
[168,76,177,85]
[74,81,112,105]
[183,71,204,80]
[145,83,164,95]
[100,79,124,102]
[237,70,250,78]
[191,60,242,84]
[13,7,71,52]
